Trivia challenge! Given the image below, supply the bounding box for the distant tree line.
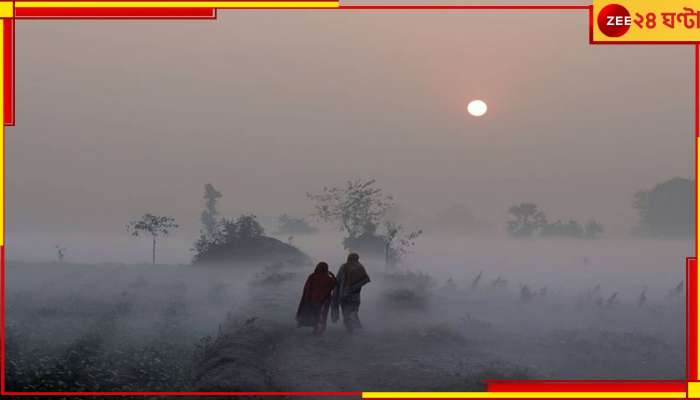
[121,176,693,265]
[505,177,693,240]
[506,203,603,239]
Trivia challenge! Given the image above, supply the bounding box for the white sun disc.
[467,100,488,117]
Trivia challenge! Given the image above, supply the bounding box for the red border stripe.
[3,19,13,127]
[487,380,688,393]
[15,7,217,19]
[339,5,589,10]
[689,258,698,381]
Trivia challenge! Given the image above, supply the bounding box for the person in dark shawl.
[331,253,370,332]
[296,262,336,334]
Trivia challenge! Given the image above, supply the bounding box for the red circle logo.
[597,4,631,37]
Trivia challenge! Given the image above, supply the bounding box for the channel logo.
[592,0,700,43]
[597,3,631,38]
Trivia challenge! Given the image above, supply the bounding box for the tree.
[584,220,604,239]
[128,214,178,264]
[540,219,584,238]
[633,190,649,229]
[308,179,394,245]
[221,214,265,241]
[383,221,422,269]
[191,213,310,265]
[507,203,547,238]
[192,215,265,262]
[201,183,222,240]
[54,245,66,263]
[633,177,693,238]
[192,232,212,261]
[342,220,386,254]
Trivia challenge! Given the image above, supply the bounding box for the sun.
[467,100,488,117]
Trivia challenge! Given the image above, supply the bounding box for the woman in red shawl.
[296,262,336,334]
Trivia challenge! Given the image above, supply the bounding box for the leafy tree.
[192,214,309,265]
[193,214,265,260]
[221,214,265,241]
[201,183,222,240]
[308,179,394,245]
[128,214,178,264]
[633,177,693,238]
[192,232,212,261]
[507,203,547,238]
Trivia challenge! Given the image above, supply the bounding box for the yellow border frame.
[0,2,696,399]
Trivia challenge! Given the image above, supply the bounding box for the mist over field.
[5,5,694,395]
[6,234,689,392]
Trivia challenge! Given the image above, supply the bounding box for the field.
[5,237,688,395]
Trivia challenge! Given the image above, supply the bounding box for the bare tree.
[128,214,178,265]
[470,271,483,290]
[667,281,684,300]
[637,288,647,308]
[54,245,66,263]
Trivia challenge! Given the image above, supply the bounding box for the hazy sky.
[7,4,694,260]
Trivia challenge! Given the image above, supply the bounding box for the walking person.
[331,253,370,333]
[296,262,336,335]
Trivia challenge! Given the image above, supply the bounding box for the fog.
[6,231,690,390]
[7,241,686,391]
[8,9,693,263]
[5,5,693,393]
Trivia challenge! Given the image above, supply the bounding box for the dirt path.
[270,326,493,392]
[196,272,516,392]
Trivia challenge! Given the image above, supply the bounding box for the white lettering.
[607,15,631,26]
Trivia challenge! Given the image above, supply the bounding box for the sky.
[6,3,694,262]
